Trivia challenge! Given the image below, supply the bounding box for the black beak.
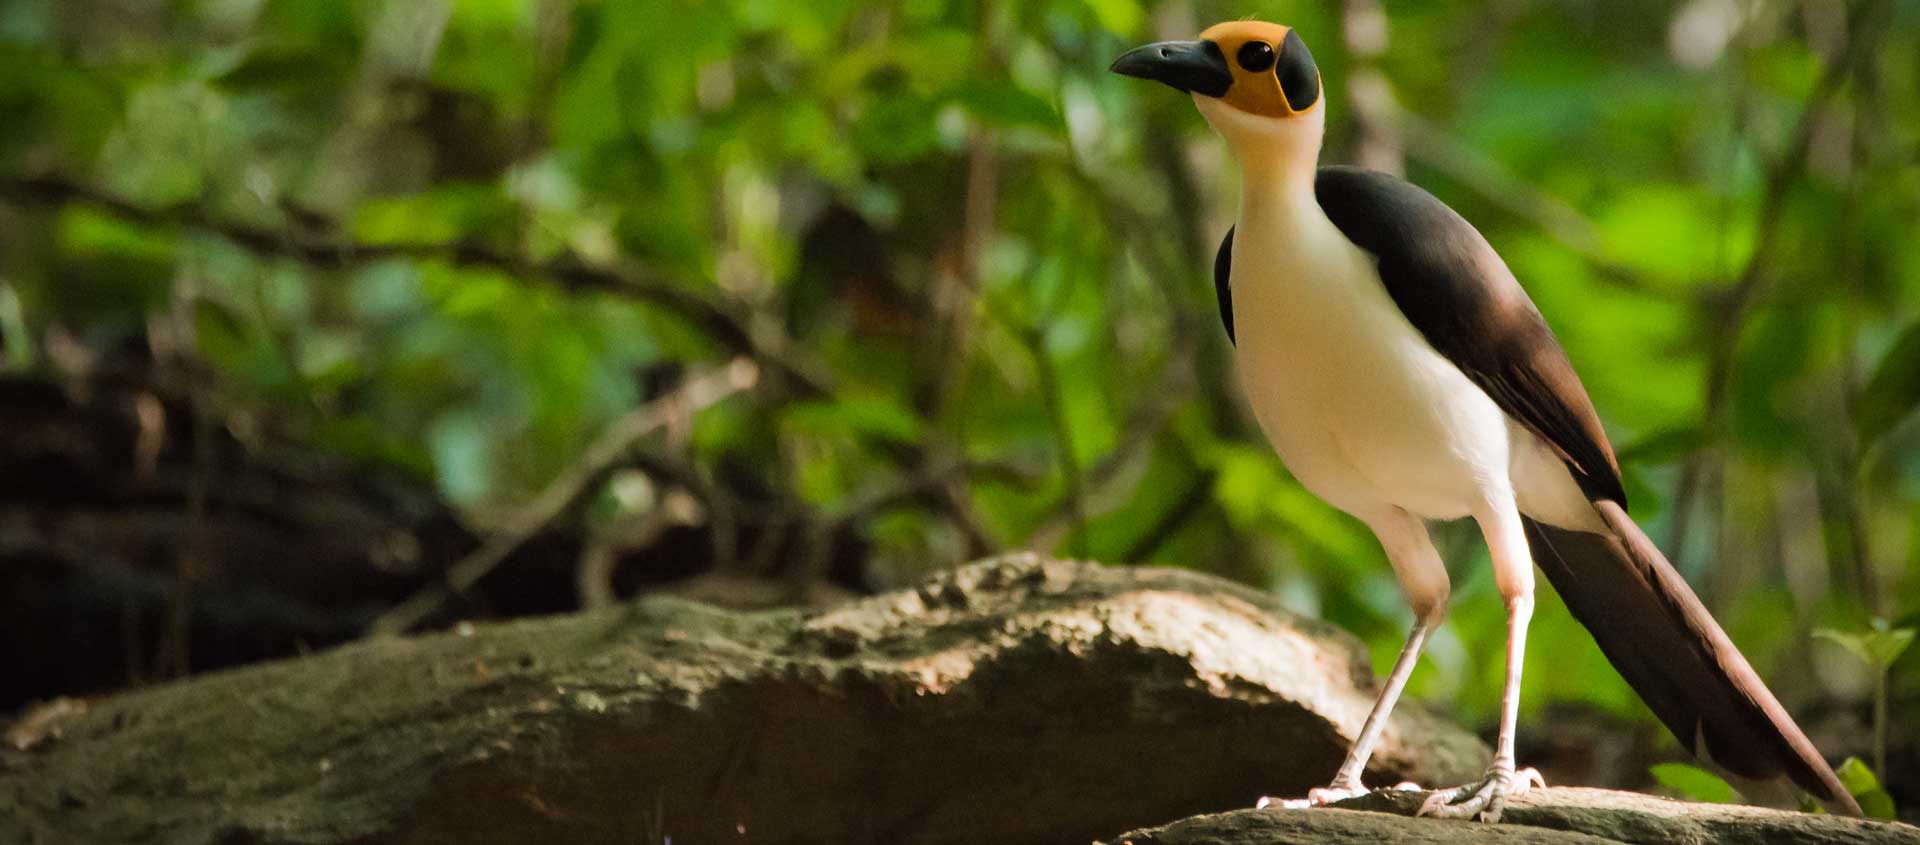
[1110,40,1233,98]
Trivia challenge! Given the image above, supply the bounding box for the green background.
[1,0,1916,803]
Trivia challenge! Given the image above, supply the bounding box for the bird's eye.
[1236,41,1276,73]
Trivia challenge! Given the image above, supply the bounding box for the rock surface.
[0,554,1483,845]
[1104,787,1920,845]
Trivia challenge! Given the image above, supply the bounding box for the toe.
[1516,767,1546,792]
[1264,777,1386,812]
[1306,785,1357,805]
[1418,790,1462,818]
[1424,799,1482,820]
[1417,775,1518,822]
[1257,795,1316,810]
[1482,791,1508,823]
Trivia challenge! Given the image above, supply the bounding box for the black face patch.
[1236,41,1275,73]
[1276,29,1319,112]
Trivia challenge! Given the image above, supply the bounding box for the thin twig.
[157,275,213,680]
[367,359,758,636]
[575,538,621,610]
[1837,21,1884,612]
[940,479,1000,559]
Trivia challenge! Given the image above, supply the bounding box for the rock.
[1102,786,1920,845]
[0,554,1484,844]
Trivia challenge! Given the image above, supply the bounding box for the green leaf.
[1648,763,1738,804]
[218,45,355,95]
[312,416,434,477]
[97,81,235,206]
[350,184,519,247]
[1834,757,1898,820]
[888,29,975,91]
[950,83,1063,131]
[0,282,26,369]
[849,93,941,163]
[1077,0,1142,35]
[783,393,923,444]
[1814,620,1917,672]
[192,297,254,364]
[1854,321,1920,448]
[52,208,178,318]
[1594,185,1748,289]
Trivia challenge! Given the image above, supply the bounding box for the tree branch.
[0,174,830,398]
[4,173,1047,590]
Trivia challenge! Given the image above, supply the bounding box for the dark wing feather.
[1528,504,1858,811]
[1313,165,1625,506]
[1214,226,1235,344]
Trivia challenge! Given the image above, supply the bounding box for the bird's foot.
[1417,764,1544,823]
[1256,777,1422,810]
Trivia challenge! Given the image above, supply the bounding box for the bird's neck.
[1198,99,1326,217]
[1235,140,1327,245]
[1237,149,1321,222]
[1234,134,1320,196]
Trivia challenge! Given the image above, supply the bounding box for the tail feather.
[1524,500,1861,815]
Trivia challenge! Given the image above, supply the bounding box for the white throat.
[1193,96,1325,198]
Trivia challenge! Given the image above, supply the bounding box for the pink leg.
[1420,497,1545,823]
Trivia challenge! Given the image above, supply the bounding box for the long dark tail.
[1524,500,1861,815]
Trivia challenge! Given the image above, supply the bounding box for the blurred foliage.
[1649,762,1739,804]
[1839,756,1901,819]
[1820,618,1916,789]
[1819,620,1918,673]
[2,0,1919,767]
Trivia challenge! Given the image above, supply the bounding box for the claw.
[1518,767,1546,790]
[1417,765,1544,823]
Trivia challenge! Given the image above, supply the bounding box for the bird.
[1110,21,1861,823]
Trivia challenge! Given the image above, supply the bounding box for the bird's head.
[1111,22,1323,172]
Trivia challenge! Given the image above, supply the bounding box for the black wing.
[1214,226,1235,344]
[1314,165,1625,506]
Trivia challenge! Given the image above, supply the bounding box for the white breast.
[1227,194,1518,523]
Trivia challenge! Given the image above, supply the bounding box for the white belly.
[1229,212,1522,522]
